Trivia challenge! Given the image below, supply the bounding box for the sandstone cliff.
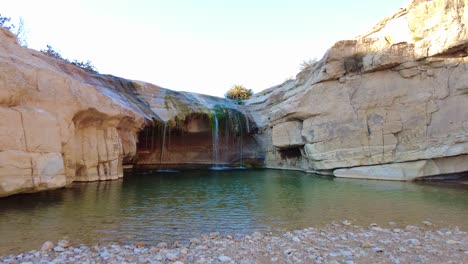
[245,0,468,180]
[0,28,256,197]
[1,0,467,197]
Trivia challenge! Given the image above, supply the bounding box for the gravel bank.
[2,221,467,264]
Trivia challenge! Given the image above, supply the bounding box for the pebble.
[2,224,467,263]
[405,225,420,231]
[57,240,70,248]
[157,242,168,248]
[421,221,433,226]
[41,241,54,252]
[371,247,384,253]
[408,239,421,246]
[446,239,460,245]
[218,255,232,262]
[342,220,352,226]
[99,250,110,259]
[166,252,178,261]
[53,246,65,252]
[361,241,374,248]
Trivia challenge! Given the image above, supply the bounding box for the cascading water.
[211,113,220,168]
[160,122,167,164]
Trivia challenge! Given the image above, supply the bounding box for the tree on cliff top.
[40,45,98,73]
[225,85,253,101]
[0,14,28,47]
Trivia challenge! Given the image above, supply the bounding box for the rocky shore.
[2,222,467,264]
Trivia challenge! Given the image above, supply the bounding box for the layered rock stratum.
[245,0,468,180]
[0,28,255,197]
[0,0,467,197]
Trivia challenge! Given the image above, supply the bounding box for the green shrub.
[71,59,97,73]
[344,53,365,73]
[40,45,64,60]
[0,14,27,47]
[225,85,253,101]
[40,45,98,73]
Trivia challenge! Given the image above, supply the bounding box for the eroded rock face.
[0,27,260,196]
[246,0,468,180]
[0,29,145,197]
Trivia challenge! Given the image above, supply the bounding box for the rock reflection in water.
[1,169,467,255]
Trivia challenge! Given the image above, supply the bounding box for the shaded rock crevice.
[246,0,468,181]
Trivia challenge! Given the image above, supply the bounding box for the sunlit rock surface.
[1,0,467,197]
[0,28,258,197]
[245,0,468,180]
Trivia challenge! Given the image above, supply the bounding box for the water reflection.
[1,169,467,255]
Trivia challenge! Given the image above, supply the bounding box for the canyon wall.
[0,29,148,197]
[0,28,258,197]
[245,0,468,180]
[1,0,467,197]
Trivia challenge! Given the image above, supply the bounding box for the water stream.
[211,113,220,168]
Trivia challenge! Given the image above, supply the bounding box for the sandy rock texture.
[245,0,468,180]
[0,29,148,197]
[0,27,257,197]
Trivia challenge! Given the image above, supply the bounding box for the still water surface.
[1,169,467,255]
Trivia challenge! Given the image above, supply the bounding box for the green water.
[1,169,467,255]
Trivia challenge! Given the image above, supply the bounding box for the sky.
[3,0,409,97]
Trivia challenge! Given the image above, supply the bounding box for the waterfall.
[150,123,155,150]
[223,113,229,164]
[212,114,220,167]
[160,122,167,164]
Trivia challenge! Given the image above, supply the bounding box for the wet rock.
[41,241,54,252]
[421,221,433,226]
[57,240,70,248]
[405,225,420,232]
[209,232,219,239]
[342,220,352,226]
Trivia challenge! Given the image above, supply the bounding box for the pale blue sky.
[4,0,408,96]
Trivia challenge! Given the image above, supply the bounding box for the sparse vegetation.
[299,58,317,70]
[344,53,365,73]
[40,45,97,73]
[225,85,253,101]
[0,14,27,47]
[40,45,64,59]
[0,14,96,72]
[71,59,97,73]
[0,14,13,31]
